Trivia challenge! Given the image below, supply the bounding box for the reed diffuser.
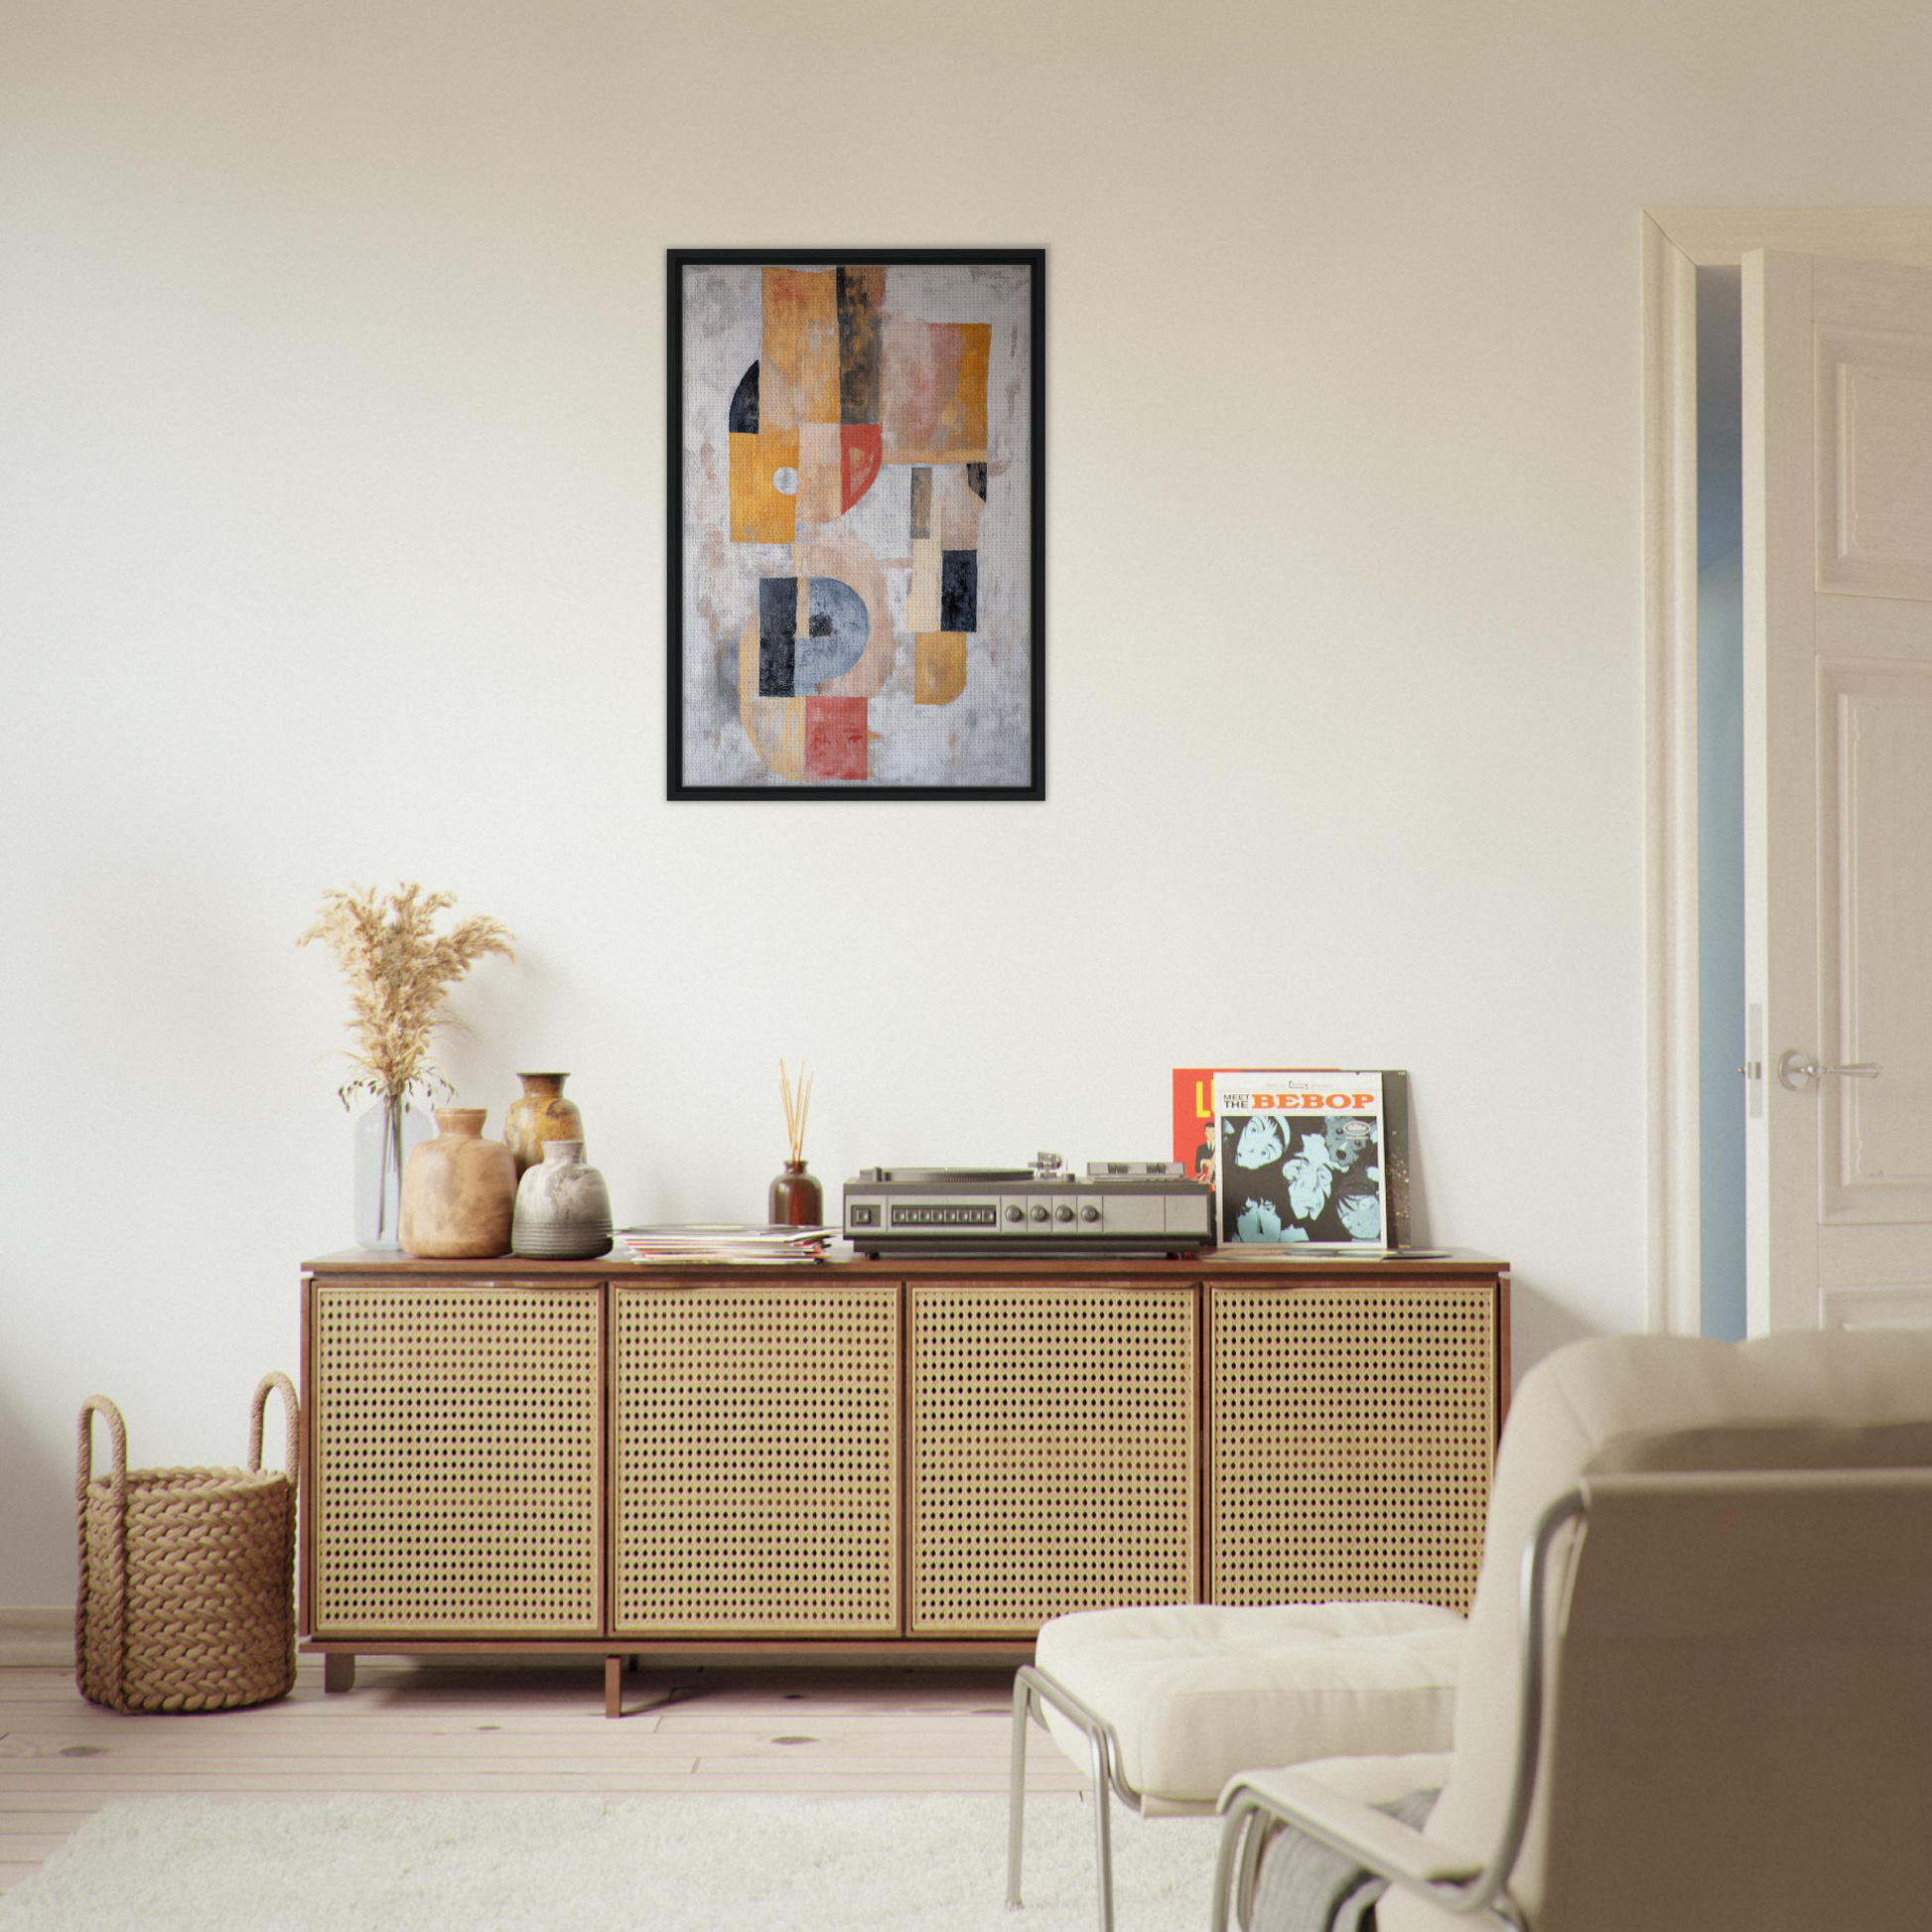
[769,1058,823,1227]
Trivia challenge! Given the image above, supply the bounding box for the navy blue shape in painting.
[940,551,978,632]
[795,577,869,692]
[759,636,795,696]
[759,576,798,638]
[759,575,797,696]
[729,361,759,434]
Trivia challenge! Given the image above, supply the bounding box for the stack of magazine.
[614,1224,837,1265]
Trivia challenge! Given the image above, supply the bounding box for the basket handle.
[248,1371,301,1481]
[74,1395,131,1707]
[76,1395,127,1504]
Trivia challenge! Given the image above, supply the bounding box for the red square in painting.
[803,696,868,780]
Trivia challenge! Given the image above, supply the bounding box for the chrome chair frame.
[1208,1489,1587,1932]
[1007,1661,1173,1932]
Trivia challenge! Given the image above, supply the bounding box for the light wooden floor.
[0,1656,1085,1892]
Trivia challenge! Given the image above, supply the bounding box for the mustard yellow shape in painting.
[914,632,968,706]
[942,325,991,457]
[730,430,798,544]
[762,267,839,430]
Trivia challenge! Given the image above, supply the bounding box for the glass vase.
[352,1094,432,1250]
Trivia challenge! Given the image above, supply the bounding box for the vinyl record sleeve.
[1173,1067,1411,1248]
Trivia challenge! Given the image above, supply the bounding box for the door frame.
[1641,209,1932,1334]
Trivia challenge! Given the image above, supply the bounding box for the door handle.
[1776,1050,1882,1091]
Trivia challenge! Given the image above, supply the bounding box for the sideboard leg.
[605,1654,622,1719]
[323,1652,355,1695]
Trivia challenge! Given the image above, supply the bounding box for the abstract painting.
[668,250,1044,798]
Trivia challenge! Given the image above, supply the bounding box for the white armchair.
[1212,1328,1932,1932]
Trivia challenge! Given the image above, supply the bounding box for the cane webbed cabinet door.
[611,1281,900,1635]
[310,1281,604,1636]
[907,1280,1198,1634]
[1208,1281,1495,1612]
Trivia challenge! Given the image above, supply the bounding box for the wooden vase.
[400,1109,515,1258]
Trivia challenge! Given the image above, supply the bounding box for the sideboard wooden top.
[305,1247,1507,1281]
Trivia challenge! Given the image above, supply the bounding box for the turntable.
[843,1154,1212,1257]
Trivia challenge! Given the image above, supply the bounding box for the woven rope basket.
[75,1373,300,1714]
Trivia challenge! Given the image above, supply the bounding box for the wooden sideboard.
[300,1250,1509,1714]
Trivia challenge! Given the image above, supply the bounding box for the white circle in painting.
[772,467,799,495]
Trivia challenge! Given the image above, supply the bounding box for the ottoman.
[1007,1601,1465,1932]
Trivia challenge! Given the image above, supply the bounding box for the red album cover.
[1172,1067,1341,1183]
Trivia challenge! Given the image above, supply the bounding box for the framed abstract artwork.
[667,249,1044,799]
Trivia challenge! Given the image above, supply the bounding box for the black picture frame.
[667,248,1045,800]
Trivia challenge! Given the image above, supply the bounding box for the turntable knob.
[1080,1205,1101,1223]
[1055,1205,1075,1223]
[1006,1204,1025,1223]
[1030,1205,1049,1223]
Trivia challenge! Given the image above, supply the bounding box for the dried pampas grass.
[298,883,515,1107]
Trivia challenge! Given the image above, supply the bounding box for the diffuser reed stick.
[778,1058,813,1164]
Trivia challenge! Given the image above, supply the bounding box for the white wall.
[4,0,1928,1604]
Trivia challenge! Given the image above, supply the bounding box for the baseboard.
[0,1606,71,1667]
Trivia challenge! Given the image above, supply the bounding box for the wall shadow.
[1502,1276,1599,1392]
[0,1378,78,1607]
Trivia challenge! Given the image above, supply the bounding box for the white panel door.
[1745,250,1932,1331]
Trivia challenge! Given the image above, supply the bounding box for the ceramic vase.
[503,1072,586,1178]
[400,1109,515,1258]
[352,1094,433,1250]
[767,1160,824,1227]
[512,1141,614,1259]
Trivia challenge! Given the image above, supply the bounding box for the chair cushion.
[1033,1601,1465,1811]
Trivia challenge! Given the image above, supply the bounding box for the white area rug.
[0,1792,1222,1931]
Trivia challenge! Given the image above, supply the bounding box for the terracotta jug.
[400,1109,515,1258]
[503,1072,586,1177]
